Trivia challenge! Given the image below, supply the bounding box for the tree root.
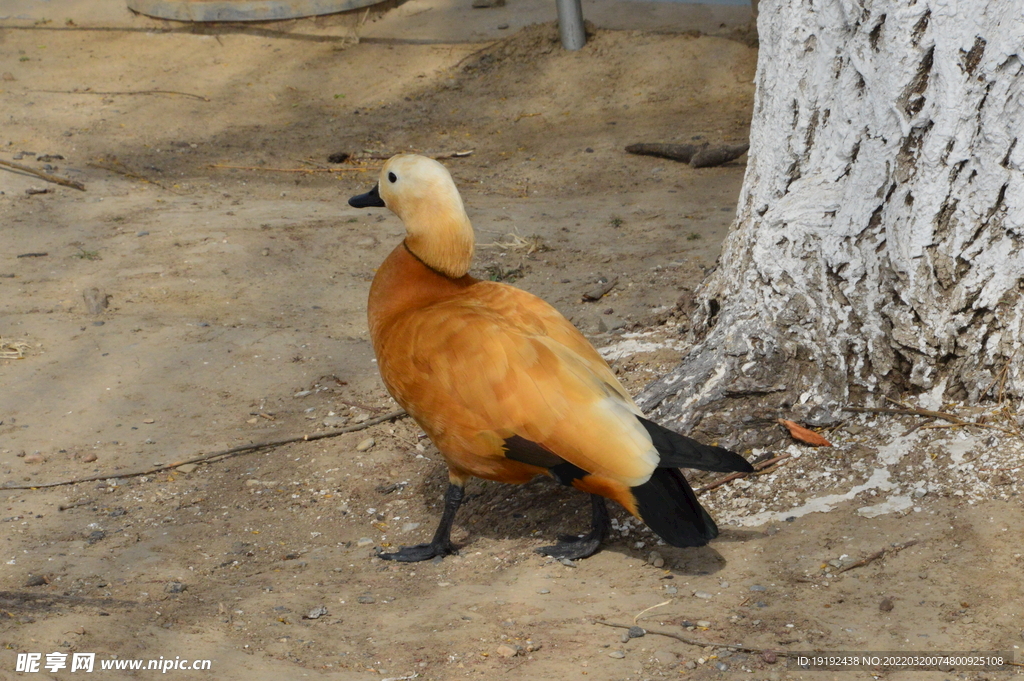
[3,410,408,491]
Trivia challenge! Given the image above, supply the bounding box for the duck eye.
[388,172,397,183]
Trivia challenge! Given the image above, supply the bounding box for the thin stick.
[843,405,964,424]
[834,539,919,574]
[696,453,792,495]
[594,620,786,657]
[35,88,210,102]
[0,159,85,190]
[209,164,370,173]
[2,410,407,491]
[633,599,672,625]
[353,150,475,161]
[87,159,171,190]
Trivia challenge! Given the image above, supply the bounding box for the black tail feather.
[638,417,753,473]
[632,468,718,547]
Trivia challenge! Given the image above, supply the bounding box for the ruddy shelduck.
[349,154,752,562]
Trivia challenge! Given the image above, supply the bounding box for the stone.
[496,644,519,658]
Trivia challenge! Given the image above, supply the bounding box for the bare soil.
[2,6,1022,681]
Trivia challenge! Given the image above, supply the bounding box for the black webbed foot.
[535,494,609,560]
[376,541,458,562]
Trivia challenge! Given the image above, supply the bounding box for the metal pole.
[555,0,586,50]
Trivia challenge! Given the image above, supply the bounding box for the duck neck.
[368,243,477,343]
[401,204,475,279]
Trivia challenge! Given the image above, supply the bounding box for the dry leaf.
[777,418,832,446]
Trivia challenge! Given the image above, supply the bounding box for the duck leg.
[377,483,464,562]
[536,494,609,560]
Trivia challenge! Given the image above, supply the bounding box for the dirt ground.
[2,3,1022,680]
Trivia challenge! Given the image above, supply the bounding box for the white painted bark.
[640,0,1024,446]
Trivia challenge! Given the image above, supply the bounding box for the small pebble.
[495,644,519,658]
[304,605,328,619]
[714,661,730,671]
[82,452,98,463]
[627,626,645,638]
[693,590,714,599]
[176,463,198,474]
[357,594,375,604]
[537,588,550,594]
[749,584,767,592]
[608,650,625,659]
[684,661,697,670]
[401,522,420,533]
[761,650,778,664]
[25,575,48,587]
[620,632,629,643]
[322,415,348,428]
[696,620,711,628]
[165,582,186,593]
[879,597,894,612]
[356,437,375,452]
[356,537,374,547]
[23,453,45,464]
[559,558,576,568]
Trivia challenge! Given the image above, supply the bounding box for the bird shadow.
[402,463,753,575]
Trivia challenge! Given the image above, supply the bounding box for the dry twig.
[3,410,408,491]
[834,539,919,574]
[35,88,210,101]
[696,453,792,495]
[0,159,85,191]
[210,164,370,173]
[594,620,786,657]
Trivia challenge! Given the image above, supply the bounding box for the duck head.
[350,154,475,279]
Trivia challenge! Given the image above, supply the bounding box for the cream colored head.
[378,154,475,279]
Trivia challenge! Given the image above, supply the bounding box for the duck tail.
[631,467,718,547]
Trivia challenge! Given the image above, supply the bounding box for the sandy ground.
[2,2,1023,680]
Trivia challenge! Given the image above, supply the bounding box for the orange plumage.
[350,154,751,562]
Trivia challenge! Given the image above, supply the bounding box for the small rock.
[693,590,714,599]
[495,644,520,658]
[2,72,15,81]
[749,584,767,592]
[356,537,374,547]
[559,558,576,568]
[627,626,645,638]
[322,415,348,428]
[537,588,550,594]
[664,586,678,594]
[761,650,778,664]
[913,488,927,498]
[23,453,45,464]
[684,660,697,670]
[83,288,110,315]
[176,463,198,474]
[401,522,420,533]
[620,632,629,643]
[304,605,328,619]
[525,642,542,652]
[85,530,106,544]
[652,650,676,666]
[696,620,711,628]
[355,437,375,452]
[608,650,625,659]
[647,551,665,568]
[714,661,730,671]
[357,594,376,604]
[165,582,186,593]
[25,574,48,587]
[81,452,98,463]
[879,597,894,612]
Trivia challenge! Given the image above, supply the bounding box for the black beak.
[349,183,386,208]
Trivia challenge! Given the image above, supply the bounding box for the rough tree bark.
[639,0,1024,448]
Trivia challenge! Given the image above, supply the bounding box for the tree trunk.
[639,0,1024,448]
